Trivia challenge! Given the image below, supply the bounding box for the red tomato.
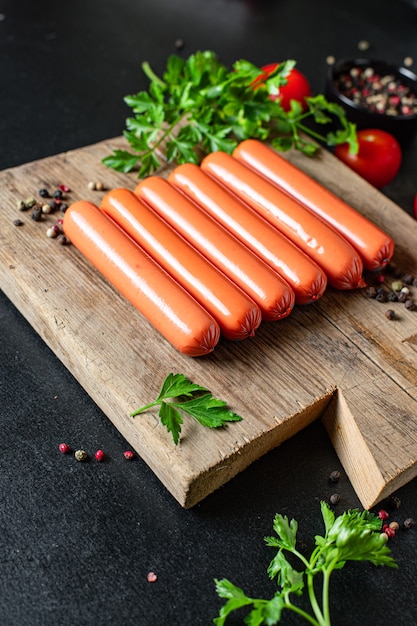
[334,129,402,189]
[255,63,312,112]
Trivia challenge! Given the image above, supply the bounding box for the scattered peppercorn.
[403,517,415,529]
[74,449,88,462]
[39,188,50,198]
[388,495,401,509]
[389,521,400,531]
[383,525,396,538]
[391,280,403,292]
[59,203,68,213]
[329,470,341,483]
[95,449,105,461]
[375,291,388,302]
[53,189,63,199]
[16,199,26,211]
[405,299,416,311]
[147,571,158,582]
[56,234,70,245]
[385,309,396,320]
[123,450,135,460]
[13,218,24,227]
[46,227,57,238]
[59,443,72,454]
[58,184,70,193]
[25,196,37,209]
[329,493,340,505]
[365,286,377,298]
[31,206,42,221]
[378,509,389,521]
[175,37,185,50]
[357,40,370,51]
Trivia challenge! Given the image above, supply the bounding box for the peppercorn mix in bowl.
[326,57,417,144]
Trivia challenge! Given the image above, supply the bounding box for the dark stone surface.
[1,1,417,624]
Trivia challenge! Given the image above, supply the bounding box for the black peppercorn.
[329,493,340,505]
[402,274,414,285]
[388,494,401,509]
[375,291,388,302]
[403,517,415,529]
[53,189,63,199]
[39,188,50,198]
[329,470,341,483]
[404,299,416,311]
[385,309,396,320]
[31,206,42,221]
[365,286,377,298]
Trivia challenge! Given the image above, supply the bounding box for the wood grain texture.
[1,137,417,508]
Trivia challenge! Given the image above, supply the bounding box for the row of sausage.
[63,140,394,356]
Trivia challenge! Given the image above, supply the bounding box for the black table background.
[1,1,417,624]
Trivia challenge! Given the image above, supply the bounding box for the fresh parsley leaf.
[214,502,397,625]
[102,50,357,177]
[130,372,242,444]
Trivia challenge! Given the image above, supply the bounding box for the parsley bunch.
[130,373,242,445]
[214,501,397,625]
[102,50,357,178]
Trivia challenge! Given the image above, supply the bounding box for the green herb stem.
[141,60,167,87]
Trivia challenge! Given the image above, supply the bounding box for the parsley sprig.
[214,501,397,625]
[130,373,242,445]
[102,50,357,178]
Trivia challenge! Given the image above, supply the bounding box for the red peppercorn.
[123,450,135,460]
[378,509,389,521]
[58,184,70,193]
[59,443,71,454]
[95,449,105,461]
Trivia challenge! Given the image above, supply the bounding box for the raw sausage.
[134,177,295,321]
[168,163,327,305]
[233,139,394,271]
[63,200,220,356]
[201,151,366,290]
[100,188,262,340]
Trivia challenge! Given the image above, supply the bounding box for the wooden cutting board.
[1,137,417,509]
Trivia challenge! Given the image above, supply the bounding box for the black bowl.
[326,57,417,145]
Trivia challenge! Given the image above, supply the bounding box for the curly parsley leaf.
[102,50,356,178]
[130,372,242,445]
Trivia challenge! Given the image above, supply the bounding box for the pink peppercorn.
[58,184,70,193]
[123,450,135,460]
[378,509,389,521]
[95,449,105,461]
[147,571,158,582]
[384,526,396,539]
[59,443,71,454]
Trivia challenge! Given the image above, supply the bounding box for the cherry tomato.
[255,63,312,112]
[334,129,402,189]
